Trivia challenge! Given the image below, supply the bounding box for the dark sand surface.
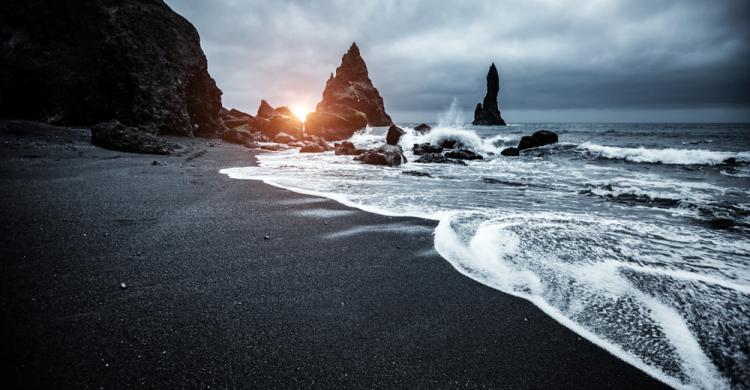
[0,127,669,389]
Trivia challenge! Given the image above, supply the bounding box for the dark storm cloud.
[165,0,750,122]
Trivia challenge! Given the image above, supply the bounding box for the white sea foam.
[579,142,750,165]
[220,118,750,389]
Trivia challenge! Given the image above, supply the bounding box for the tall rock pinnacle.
[472,63,507,126]
[311,43,392,129]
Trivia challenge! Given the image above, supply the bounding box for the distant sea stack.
[306,43,392,140]
[472,63,507,126]
[0,0,224,137]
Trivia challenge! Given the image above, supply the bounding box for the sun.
[291,104,310,121]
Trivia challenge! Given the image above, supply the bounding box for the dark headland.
[0,0,669,388]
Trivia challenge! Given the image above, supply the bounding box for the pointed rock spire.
[472,63,507,126]
[306,43,392,140]
[257,99,274,118]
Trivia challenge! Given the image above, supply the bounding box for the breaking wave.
[579,142,750,165]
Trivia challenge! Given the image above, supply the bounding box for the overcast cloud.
[166,0,750,122]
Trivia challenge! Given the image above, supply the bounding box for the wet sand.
[0,126,669,388]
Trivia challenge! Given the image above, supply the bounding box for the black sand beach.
[0,130,669,389]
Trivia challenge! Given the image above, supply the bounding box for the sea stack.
[0,0,224,137]
[472,63,507,126]
[306,43,392,140]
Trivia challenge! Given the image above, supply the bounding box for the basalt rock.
[357,144,406,166]
[444,149,483,160]
[472,63,507,126]
[386,124,406,145]
[0,0,224,137]
[91,120,174,155]
[308,43,392,139]
[249,101,303,139]
[273,132,297,144]
[222,125,256,144]
[414,153,467,165]
[501,147,520,156]
[334,141,364,156]
[517,130,558,150]
[299,142,327,153]
[412,143,443,156]
[414,124,432,134]
[304,109,367,141]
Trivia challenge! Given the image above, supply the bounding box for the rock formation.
[356,145,406,166]
[414,124,432,134]
[472,63,507,126]
[249,100,303,139]
[91,120,175,155]
[0,0,224,137]
[386,125,406,145]
[517,130,558,150]
[306,43,392,140]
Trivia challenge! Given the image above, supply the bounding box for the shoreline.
[0,132,670,388]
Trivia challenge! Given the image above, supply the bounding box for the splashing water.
[222,112,750,389]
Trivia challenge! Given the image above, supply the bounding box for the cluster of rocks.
[412,140,483,166]
[500,130,559,156]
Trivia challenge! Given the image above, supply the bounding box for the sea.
[221,108,750,389]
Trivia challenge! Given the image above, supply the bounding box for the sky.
[166,0,750,123]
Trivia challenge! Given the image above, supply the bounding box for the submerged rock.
[444,148,483,160]
[438,139,461,149]
[0,0,224,136]
[91,120,173,155]
[402,170,432,177]
[414,124,432,134]
[414,153,467,165]
[517,130,558,151]
[334,141,364,156]
[501,147,520,156]
[386,125,406,145]
[307,43,392,139]
[412,143,443,156]
[472,63,507,126]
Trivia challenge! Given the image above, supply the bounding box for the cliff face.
[472,63,507,126]
[313,43,392,127]
[0,0,224,136]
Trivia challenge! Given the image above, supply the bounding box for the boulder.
[222,125,255,144]
[438,139,461,149]
[414,124,432,134]
[0,0,224,136]
[334,141,363,156]
[91,120,173,155]
[517,130,558,151]
[472,63,507,126]
[223,117,251,129]
[501,147,520,156]
[299,142,328,153]
[412,143,443,156]
[260,144,288,151]
[256,100,275,118]
[356,144,406,166]
[386,124,406,145]
[402,170,432,177]
[305,109,367,141]
[414,153,467,165]
[228,108,252,119]
[444,149,483,160]
[273,132,297,144]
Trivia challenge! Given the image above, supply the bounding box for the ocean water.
[221,113,750,388]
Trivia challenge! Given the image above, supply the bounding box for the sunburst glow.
[291,105,310,121]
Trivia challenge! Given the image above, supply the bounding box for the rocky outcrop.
[251,100,303,139]
[91,120,174,155]
[0,0,224,137]
[273,132,297,144]
[307,43,392,140]
[517,130,558,150]
[412,143,443,156]
[299,136,331,153]
[414,153,466,165]
[334,141,364,156]
[444,149,483,160]
[501,147,520,156]
[356,144,406,166]
[386,125,406,145]
[472,63,506,126]
[305,110,367,141]
[414,124,432,134]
